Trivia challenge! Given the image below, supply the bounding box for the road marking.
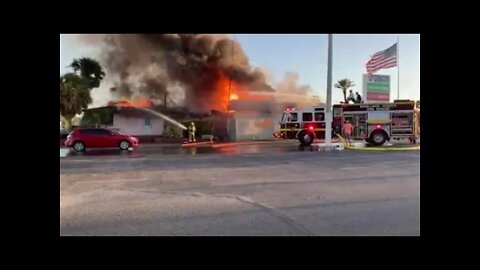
[340,166,371,170]
[64,178,149,185]
[340,161,418,170]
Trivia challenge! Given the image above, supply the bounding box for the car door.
[80,129,96,148]
[96,129,116,148]
[104,129,120,148]
[90,129,106,148]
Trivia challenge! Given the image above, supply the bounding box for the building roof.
[85,106,152,118]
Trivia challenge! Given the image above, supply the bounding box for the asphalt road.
[60,142,420,236]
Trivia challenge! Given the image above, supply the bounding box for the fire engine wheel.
[298,131,314,146]
[369,130,387,146]
[73,141,85,152]
[119,140,130,150]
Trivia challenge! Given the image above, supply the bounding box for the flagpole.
[397,36,400,100]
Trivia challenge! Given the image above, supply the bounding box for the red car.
[65,128,139,152]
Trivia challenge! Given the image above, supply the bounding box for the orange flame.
[213,72,276,111]
[108,98,152,108]
[211,72,241,111]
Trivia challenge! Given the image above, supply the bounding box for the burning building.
[82,99,162,142]
[226,100,277,141]
[83,98,198,143]
[75,34,322,141]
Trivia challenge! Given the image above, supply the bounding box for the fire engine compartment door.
[391,112,414,136]
[344,113,367,138]
[415,110,420,136]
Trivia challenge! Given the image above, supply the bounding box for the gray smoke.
[275,72,322,108]
[76,34,320,112]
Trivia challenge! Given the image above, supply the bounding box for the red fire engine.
[276,106,327,145]
[276,100,420,146]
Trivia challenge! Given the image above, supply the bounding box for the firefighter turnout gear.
[188,122,196,143]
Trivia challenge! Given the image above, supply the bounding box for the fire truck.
[276,106,327,145]
[276,100,420,146]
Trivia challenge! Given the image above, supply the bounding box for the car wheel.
[369,130,387,146]
[73,141,85,152]
[119,140,130,151]
[298,131,314,146]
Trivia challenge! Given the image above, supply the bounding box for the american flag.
[366,43,397,75]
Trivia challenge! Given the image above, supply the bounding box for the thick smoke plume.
[275,72,321,108]
[77,34,320,112]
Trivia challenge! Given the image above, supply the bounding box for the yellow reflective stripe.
[366,119,391,124]
[280,128,303,131]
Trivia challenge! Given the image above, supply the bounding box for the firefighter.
[347,90,356,103]
[210,125,214,143]
[343,120,353,146]
[188,122,196,143]
[355,92,363,103]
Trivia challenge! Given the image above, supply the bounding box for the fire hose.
[335,134,420,151]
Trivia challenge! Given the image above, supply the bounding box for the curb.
[336,134,420,151]
[180,140,294,148]
[310,143,345,151]
[211,140,294,148]
[60,148,71,157]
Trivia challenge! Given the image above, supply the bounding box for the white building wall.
[111,114,165,136]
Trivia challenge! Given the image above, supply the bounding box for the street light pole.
[325,34,333,147]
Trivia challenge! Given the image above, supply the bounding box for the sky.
[60,34,420,104]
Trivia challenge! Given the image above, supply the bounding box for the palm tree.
[335,79,355,103]
[70,57,105,89]
[60,73,92,130]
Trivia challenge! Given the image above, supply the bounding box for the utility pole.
[226,38,235,141]
[325,34,333,147]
